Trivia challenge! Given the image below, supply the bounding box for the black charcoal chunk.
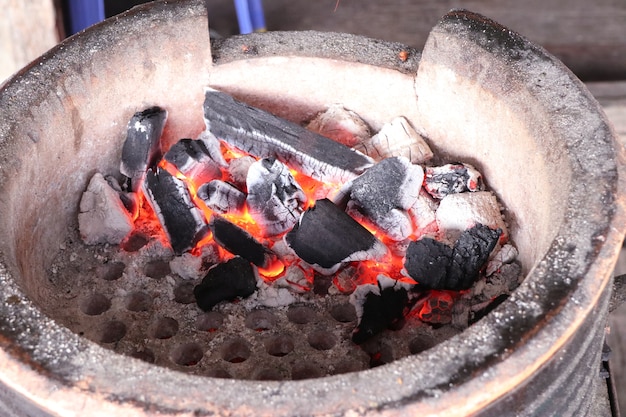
[197,180,246,214]
[247,158,306,237]
[209,215,272,268]
[143,168,209,255]
[350,276,410,344]
[349,156,422,240]
[404,224,501,290]
[285,199,388,274]
[120,107,167,191]
[423,163,483,199]
[203,88,373,184]
[194,257,257,311]
[164,138,222,185]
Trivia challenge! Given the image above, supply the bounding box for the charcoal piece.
[423,163,483,199]
[203,88,374,184]
[197,180,246,214]
[120,106,167,192]
[164,138,222,185]
[350,276,411,344]
[143,168,209,255]
[349,156,423,240]
[306,103,370,147]
[209,215,272,268]
[197,130,228,168]
[404,224,501,290]
[247,158,306,237]
[285,199,388,274]
[194,257,257,311]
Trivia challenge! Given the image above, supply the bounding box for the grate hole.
[408,336,437,355]
[254,368,285,381]
[264,335,294,357]
[99,261,125,281]
[121,233,150,252]
[244,310,277,331]
[173,281,195,304]
[196,312,224,332]
[130,348,156,363]
[99,320,127,343]
[221,339,251,363]
[286,305,316,324]
[292,363,323,380]
[150,317,179,339]
[307,330,337,350]
[144,260,171,279]
[79,293,111,315]
[330,303,357,323]
[171,343,204,366]
[206,368,232,378]
[125,291,152,312]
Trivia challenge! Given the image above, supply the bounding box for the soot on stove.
[73,87,523,377]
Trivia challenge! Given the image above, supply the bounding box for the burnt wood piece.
[404,223,501,290]
[197,180,246,214]
[285,198,388,274]
[247,158,306,237]
[351,276,411,344]
[194,257,258,311]
[203,88,374,184]
[349,156,423,241]
[163,138,223,186]
[120,106,167,192]
[143,168,209,255]
[209,215,273,268]
[423,163,483,199]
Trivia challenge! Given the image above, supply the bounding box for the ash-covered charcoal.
[353,116,434,164]
[285,199,388,275]
[203,88,374,184]
[120,106,167,192]
[306,103,370,147]
[404,224,501,290]
[209,215,275,269]
[196,130,228,168]
[408,190,439,239]
[423,163,483,199]
[78,172,134,245]
[349,156,423,241]
[104,174,140,217]
[143,167,209,255]
[350,275,412,344]
[436,191,508,242]
[197,180,246,214]
[227,155,256,187]
[163,138,222,186]
[193,256,258,311]
[246,158,307,237]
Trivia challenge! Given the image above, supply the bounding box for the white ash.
[78,172,134,245]
[408,190,439,238]
[169,244,219,280]
[353,116,434,164]
[306,103,371,147]
[435,191,508,242]
[486,243,519,276]
[274,264,313,293]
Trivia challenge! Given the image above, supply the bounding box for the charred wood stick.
[203,88,374,184]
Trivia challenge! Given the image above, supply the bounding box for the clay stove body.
[0,1,624,416]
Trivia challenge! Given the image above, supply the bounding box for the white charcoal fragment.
[408,190,439,238]
[78,172,134,245]
[169,244,220,280]
[353,116,433,164]
[436,191,508,242]
[306,103,371,147]
[486,243,519,276]
[228,155,256,187]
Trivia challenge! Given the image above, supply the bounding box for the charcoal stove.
[0,1,625,416]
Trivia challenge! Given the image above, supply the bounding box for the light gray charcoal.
[78,172,134,245]
[246,158,307,237]
[196,130,228,168]
[285,198,388,275]
[203,88,374,184]
[209,215,276,269]
[306,103,371,147]
[227,155,256,187]
[349,156,423,241]
[423,163,483,199]
[120,106,167,192]
[353,116,434,164]
[163,138,223,186]
[143,167,209,255]
[197,179,246,214]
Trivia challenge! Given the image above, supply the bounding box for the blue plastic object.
[234,0,266,34]
[68,0,105,35]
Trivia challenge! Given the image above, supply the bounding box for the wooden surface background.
[2,0,626,413]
